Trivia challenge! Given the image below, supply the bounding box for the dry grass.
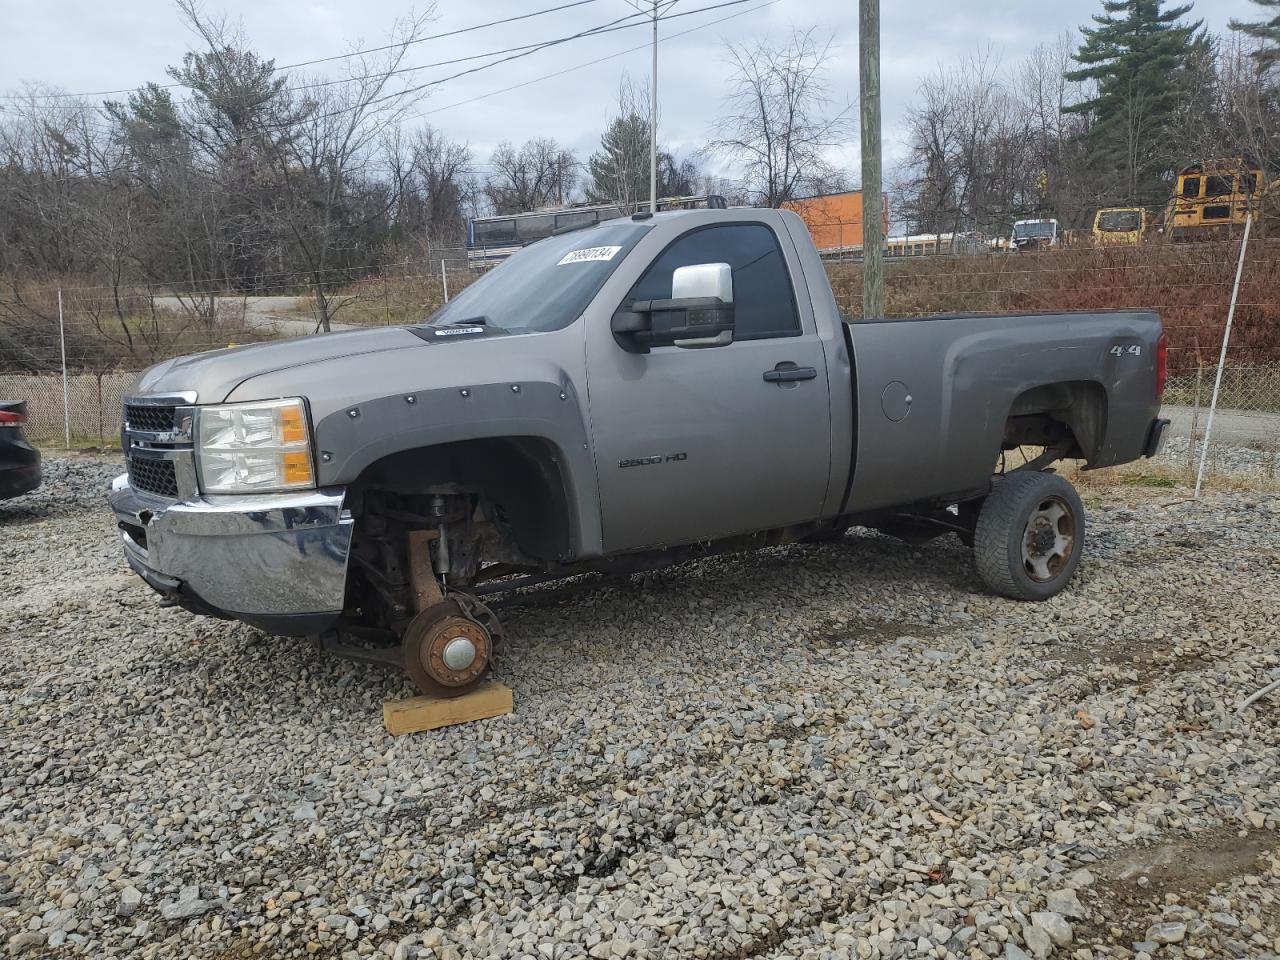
[827,239,1280,374]
[291,270,482,327]
[1064,458,1280,495]
[1,279,273,374]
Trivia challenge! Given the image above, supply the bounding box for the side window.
[624,223,801,340]
[1205,175,1232,198]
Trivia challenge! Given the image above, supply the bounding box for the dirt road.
[151,295,357,336]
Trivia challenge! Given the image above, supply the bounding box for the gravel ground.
[2,457,1279,960]
[1150,437,1280,484]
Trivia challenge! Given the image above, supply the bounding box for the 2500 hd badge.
[619,452,688,468]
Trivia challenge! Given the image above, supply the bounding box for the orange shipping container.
[782,191,890,254]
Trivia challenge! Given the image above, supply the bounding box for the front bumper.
[108,475,354,635]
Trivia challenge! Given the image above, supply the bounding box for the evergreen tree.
[586,116,701,208]
[586,112,650,210]
[1065,0,1205,203]
[1231,0,1280,70]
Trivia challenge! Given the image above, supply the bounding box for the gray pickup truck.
[110,208,1168,696]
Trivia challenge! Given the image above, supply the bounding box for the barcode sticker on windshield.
[558,245,622,265]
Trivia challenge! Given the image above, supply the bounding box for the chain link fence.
[0,370,134,446]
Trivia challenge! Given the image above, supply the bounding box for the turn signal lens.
[282,451,314,485]
[280,404,307,444]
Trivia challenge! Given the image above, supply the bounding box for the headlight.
[196,398,315,494]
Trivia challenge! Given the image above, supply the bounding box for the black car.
[0,401,41,500]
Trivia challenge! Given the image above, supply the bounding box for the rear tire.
[974,472,1084,600]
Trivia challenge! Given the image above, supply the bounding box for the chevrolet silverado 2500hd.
[109,208,1169,696]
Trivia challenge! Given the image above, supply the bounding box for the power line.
[409,0,775,119]
[0,0,607,102]
[11,0,774,185]
[292,0,743,124]
[170,11,657,105]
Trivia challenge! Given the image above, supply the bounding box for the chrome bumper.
[108,474,354,635]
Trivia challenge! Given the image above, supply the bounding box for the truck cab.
[1010,218,1061,251]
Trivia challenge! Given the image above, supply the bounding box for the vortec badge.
[434,327,485,337]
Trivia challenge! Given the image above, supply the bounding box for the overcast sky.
[0,0,1261,178]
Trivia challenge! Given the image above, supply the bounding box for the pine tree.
[586,113,650,211]
[1231,0,1280,69]
[1064,0,1205,203]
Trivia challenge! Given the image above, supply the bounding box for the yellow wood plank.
[383,681,513,735]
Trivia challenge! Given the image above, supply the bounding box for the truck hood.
[131,326,437,403]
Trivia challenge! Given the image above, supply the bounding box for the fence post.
[1188,366,1203,472]
[441,259,450,303]
[1195,212,1253,499]
[58,288,71,449]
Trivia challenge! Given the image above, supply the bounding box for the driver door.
[584,221,831,552]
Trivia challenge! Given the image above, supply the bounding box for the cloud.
[0,0,1260,179]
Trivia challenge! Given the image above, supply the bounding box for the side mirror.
[611,262,735,352]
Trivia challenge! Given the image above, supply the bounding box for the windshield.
[424,222,648,334]
[1097,210,1140,233]
[1013,221,1056,240]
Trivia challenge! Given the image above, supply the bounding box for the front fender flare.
[312,379,601,557]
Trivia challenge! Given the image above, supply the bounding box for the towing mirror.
[610,262,735,352]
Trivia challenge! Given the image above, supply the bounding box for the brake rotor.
[402,599,495,698]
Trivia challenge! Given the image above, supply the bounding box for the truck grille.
[124,403,177,433]
[128,457,179,498]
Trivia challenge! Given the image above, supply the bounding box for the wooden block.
[383,681,513,735]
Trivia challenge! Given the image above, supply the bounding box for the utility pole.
[625,0,667,212]
[859,0,884,319]
[649,0,659,213]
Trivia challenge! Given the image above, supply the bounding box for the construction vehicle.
[1008,218,1061,251]
[1092,207,1149,245]
[1165,159,1278,241]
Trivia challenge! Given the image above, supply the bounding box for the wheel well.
[349,437,574,563]
[1003,380,1108,464]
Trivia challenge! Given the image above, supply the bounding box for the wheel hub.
[442,635,478,671]
[1021,496,1076,583]
[402,600,493,696]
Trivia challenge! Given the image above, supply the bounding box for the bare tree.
[401,125,475,247]
[484,138,578,214]
[709,28,853,207]
[586,76,651,212]
[1017,33,1096,226]
[174,0,437,331]
[900,49,1048,242]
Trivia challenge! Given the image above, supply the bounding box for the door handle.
[763,363,818,383]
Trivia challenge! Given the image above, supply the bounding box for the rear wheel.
[974,472,1084,600]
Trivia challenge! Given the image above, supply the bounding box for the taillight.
[0,410,26,428]
[1155,333,1168,399]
